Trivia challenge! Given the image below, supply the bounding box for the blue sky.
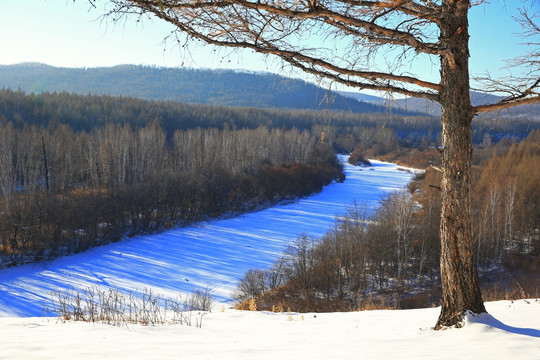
[0,0,267,70]
[0,0,537,90]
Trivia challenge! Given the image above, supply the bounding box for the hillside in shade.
[0,63,406,114]
[341,90,540,120]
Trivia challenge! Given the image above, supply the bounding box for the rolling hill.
[0,63,405,115]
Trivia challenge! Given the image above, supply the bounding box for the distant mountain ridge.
[3,63,536,120]
[340,90,540,120]
[0,63,410,115]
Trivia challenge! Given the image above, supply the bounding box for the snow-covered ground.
[0,157,416,317]
[0,300,538,359]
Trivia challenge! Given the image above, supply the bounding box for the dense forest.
[233,131,540,312]
[0,89,536,151]
[0,121,342,268]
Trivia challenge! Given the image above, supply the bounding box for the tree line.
[0,89,535,150]
[233,131,540,312]
[0,121,342,268]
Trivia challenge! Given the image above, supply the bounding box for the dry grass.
[45,286,213,328]
[481,279,534,302]
[235,284,352,313]
[357,295,398,311]
[248,298,257,311]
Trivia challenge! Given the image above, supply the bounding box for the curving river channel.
[0,156,416,317]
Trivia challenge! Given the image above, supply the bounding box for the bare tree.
[380,192,415,278]
[106,0,540,328]
[504,179,517,246]
[0,123,17,210]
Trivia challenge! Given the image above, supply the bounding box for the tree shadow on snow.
[470,313,540,338]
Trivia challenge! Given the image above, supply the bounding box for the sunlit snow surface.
[2,300,539,360]
[0,157,417,317]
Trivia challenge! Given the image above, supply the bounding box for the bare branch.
[125,0,443,54]
[472,1,540,112]
[331,0,442,24]
[282,54,440,99]
[473,95,540,114]
[109,0,442,99]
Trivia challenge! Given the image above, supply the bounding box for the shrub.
[348,149,371,166]
[232,269,268,302]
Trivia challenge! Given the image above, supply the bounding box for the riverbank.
[0,158,414,317]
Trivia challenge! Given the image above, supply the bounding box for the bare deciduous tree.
[380,192,415,278]
[106,0,540,328]
[0,123,17,210]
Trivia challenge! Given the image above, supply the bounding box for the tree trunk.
[40,132,50,191]
[436,0,486,329]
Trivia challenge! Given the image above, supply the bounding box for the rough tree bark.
[104,0,540,328]
[436,0,486,328]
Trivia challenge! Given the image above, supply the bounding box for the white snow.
[0,300,538,359]
[0,156,538,359]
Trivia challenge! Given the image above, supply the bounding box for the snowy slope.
[0,157,416,317]
[0,300,538,359]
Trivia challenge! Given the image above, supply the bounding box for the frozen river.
[0,157,416,317]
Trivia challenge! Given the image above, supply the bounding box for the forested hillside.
[0,63,391,114]
[0,89,536,151]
